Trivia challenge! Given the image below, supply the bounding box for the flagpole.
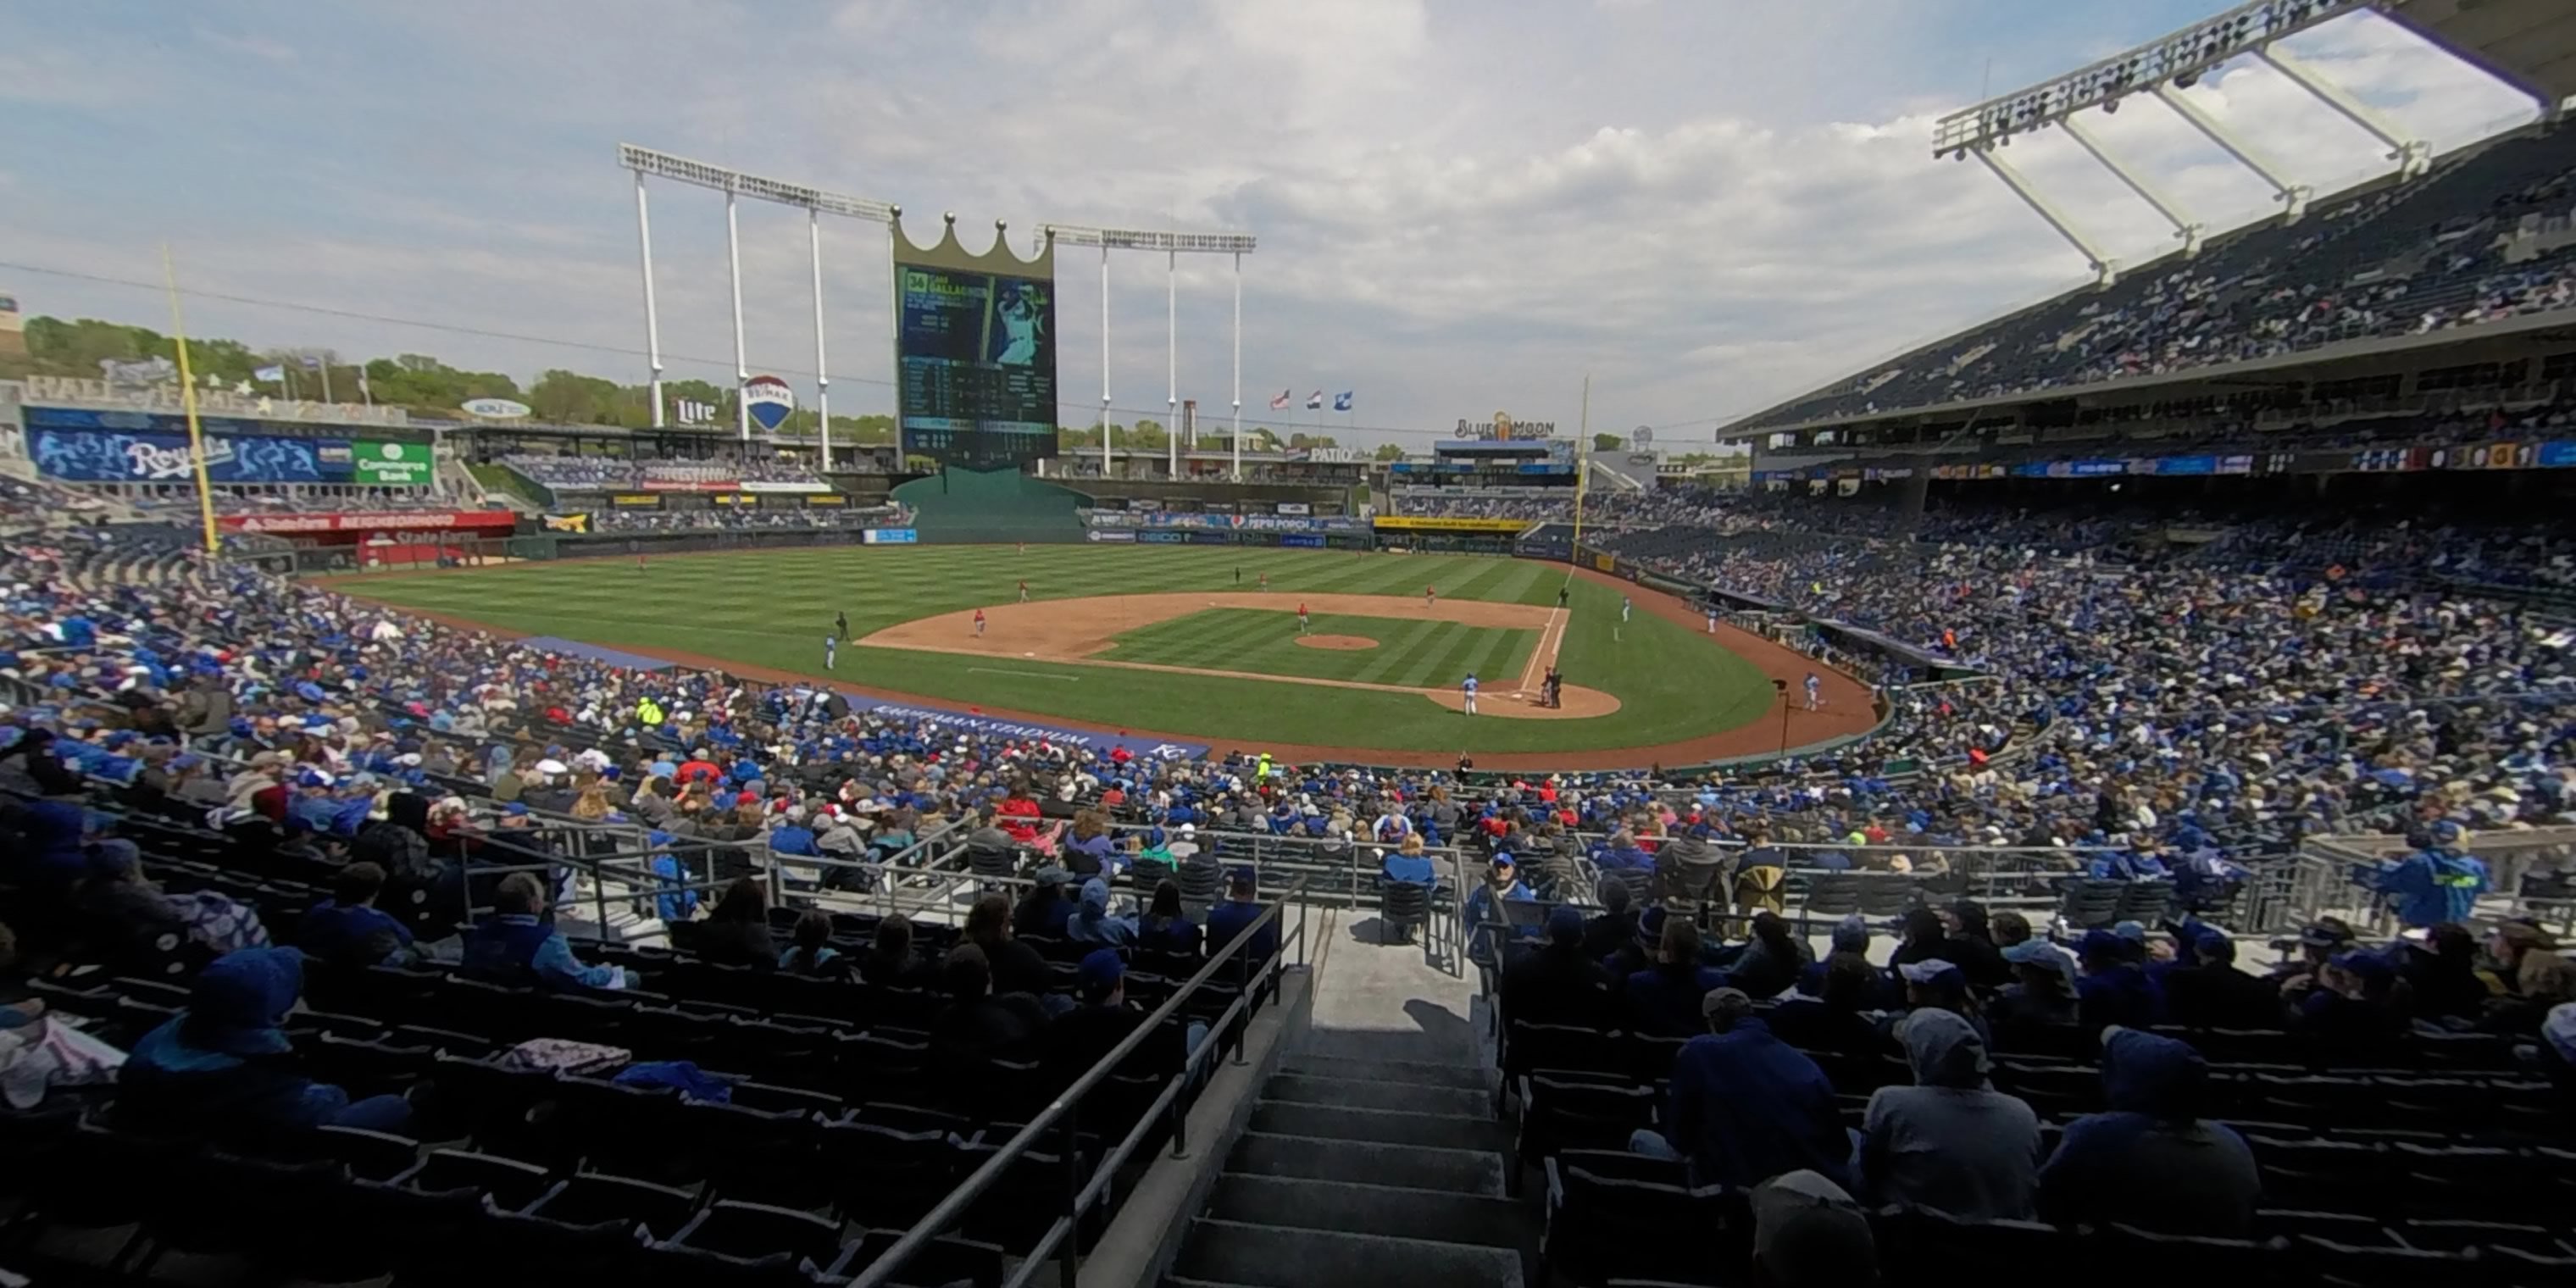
[162,246,221,557]
[318,355,334,404]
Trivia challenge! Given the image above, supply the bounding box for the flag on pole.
[1268,389,1291,410]
[1304,391,1324,410]
[298,355,321,370]
[253,364,285,382]
[1331,391,1353,412]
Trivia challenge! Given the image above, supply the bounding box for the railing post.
[1057,1100,1083,1288]
[1167,1069,1191,1159]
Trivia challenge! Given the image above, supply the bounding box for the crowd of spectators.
[591,505,904,533]
[500,455,830,490]
[1746,125,2576,429]
[1389,489,1575,521]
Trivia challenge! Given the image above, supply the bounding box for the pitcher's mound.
[1294,634,1377,651]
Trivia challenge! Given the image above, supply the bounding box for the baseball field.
[334,546,1879,768]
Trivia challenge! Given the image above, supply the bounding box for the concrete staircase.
[1167,1043,1526,1288]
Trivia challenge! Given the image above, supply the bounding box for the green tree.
[1373,442,1407,462]
[1593,432,1624,452]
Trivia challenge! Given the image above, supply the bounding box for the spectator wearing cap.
[1501,906,1614,1030]
[1013,867,1079,939]
[1042,947,1195,1096]
[1633,987,1852,1191]
[2037,1028,2261,1235]
[1859,1008,2040,1220]
[2076,930,2166,1031]
[118,947,414,1141]
[2363,820,2490,930]
[2480,923,2576,1035]
[2290,947,2411,1057]
[1204,867,1276,970]
[460,872,625,991]
[1463,853,1535,968]
[2269,919,2357,991]
[297,862,416,969]
[1068,877,1138,947]
[1988,939,2081,1052]
[1749,1170,1878,1288]
[1624,915,1729,1037]
[1892,958,1990,1047]
[2158,929,2285,1030]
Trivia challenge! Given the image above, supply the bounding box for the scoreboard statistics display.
[895,262,1057,469]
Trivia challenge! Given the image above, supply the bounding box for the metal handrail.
[847,875,1310,1288]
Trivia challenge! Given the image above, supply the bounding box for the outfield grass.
[336,546,1778,754]
[1102,608,1538,688]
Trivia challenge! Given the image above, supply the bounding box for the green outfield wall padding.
[891,466,1089,543]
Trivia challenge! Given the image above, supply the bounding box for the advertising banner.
[1280,533,1325,548]
[353,440,434,485]
[2540,441,2576,468]
[742,375,797,433]
[1137,531,1188,545]
[541,513,591,534]
[1371,515,1534,534]
[220,509,517,534]
[1185,531,1233,546]
[31,424,350,484]
[802,494,848,507]
[1274,502,1311,515]
[641,479,745,492]
[737,480,833,494]
[609,493,664,508]
[862,528,919,545]
[832,695,1205,762]
[1085,529,1137,542]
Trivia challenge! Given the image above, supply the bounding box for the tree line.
[9,314,1400,458]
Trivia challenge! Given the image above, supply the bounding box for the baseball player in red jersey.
[974,608,986,637]
[1425,584,1437,608]
[1018,579,1030,603]
[1296,602,1310,635]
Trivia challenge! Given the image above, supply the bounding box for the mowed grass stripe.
[1346,618,1457,686]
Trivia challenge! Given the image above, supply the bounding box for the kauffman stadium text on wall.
[893,216,1057,470]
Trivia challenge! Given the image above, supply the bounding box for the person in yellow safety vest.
[636,697,665,728]
[1255,752,1273,782]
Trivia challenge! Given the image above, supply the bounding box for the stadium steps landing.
[1166,907,1528,1288]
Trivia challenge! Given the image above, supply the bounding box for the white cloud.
[0,3,2545,446]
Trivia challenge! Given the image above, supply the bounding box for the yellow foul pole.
[161,246,221,555]
[1568,372,1591,564]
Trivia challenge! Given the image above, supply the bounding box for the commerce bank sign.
[1452,413,1556,440]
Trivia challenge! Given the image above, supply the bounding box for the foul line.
[1517,607,1566,696]
[969,667,1079,681]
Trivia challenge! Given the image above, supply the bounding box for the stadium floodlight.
[1927,0,2459,283]
[1043,223,1260,480]
[620,143,897,467]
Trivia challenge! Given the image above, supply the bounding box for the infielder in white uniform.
[1461,672,1479,715]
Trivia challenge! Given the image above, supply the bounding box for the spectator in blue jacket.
[1067,877,1138,947]
[2036,1028,2260,1235]
[118,947,414,1141]
[1463,854,1536,967]
[1136,880,1202,957]
[1625,915,1729,1036]
[296,862,416,968]
[1594,829,1652,873]
[1379,835,1437,888]
[2365,821,2490,929]
[1633,987,1852,1191]
[460,872,625,991]
[2075,929,2165,1031]
[1204,868,1275,969]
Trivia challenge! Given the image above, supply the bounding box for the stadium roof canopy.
[2385,0,2576,109]
[1714,0,2573,441]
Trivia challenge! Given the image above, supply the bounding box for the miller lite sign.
[742,375,796,432]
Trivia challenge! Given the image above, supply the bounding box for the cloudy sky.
[0,1,2542,448]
